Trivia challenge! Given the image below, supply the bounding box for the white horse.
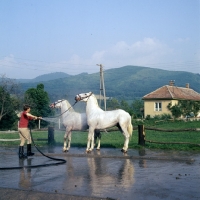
[75,92,133,153]
[50,99,101,152]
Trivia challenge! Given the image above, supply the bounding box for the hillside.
[19,65,200,102]
[17,72,70,83]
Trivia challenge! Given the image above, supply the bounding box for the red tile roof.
[142,85,200,101]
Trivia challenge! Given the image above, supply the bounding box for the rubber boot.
[19,146,27,159]
[27,144,34,156]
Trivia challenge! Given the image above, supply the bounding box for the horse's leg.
[94,131,97,147]
[94,130,101,150]
[66,131,72,151]
[63,127,71,152]
[86,131,91,152]
[120,126,130,153]
[63,130,68,152]
[90,128,96,151]
[86,127,95,152]
[122,134,129,153]
[96,137,101,150]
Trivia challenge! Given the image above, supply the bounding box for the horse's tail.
[127,121,133,137]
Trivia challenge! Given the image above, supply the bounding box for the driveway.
[0,146,199,200]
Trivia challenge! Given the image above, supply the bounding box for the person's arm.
[26,113,41,120]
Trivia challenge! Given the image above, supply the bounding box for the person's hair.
[23,104,31,111]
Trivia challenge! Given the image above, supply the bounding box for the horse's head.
[49,100,64,109]
[75,92,93,102]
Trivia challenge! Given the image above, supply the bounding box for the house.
[142,81,200,118]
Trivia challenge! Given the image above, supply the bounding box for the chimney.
[186,83,189,88]
[169,80,174,86]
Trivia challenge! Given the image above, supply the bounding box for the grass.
[137,120,200,151]
[0,120,200,151]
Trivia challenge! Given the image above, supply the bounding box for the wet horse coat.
[50,100,101,151]
[75,92,133,153]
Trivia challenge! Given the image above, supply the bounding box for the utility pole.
[96,64,106,110]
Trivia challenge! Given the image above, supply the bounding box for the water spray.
[0,101,80,170]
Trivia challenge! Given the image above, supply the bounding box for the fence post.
[38,119,40,129]
[48,126,55,144]
[138,125,145,146]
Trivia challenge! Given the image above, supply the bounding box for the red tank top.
[19,111,34,128]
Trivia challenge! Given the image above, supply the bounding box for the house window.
[155,102,162,111]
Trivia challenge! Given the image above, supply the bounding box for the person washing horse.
[18,104,42,159]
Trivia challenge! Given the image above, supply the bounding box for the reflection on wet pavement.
[0,146,200,200]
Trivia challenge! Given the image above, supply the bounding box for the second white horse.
[75,92,133,153]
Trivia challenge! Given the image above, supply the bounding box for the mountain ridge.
[16,72,71,83]
[18,65,200,102]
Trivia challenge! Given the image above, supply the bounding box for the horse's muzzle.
[49,103,55,108]
[75,95,81,102]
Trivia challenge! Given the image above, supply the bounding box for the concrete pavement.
[0,146,200,200]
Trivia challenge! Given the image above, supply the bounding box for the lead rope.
[47,101,78,118]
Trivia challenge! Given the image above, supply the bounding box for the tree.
[178,100,200,117]
[120,100,133,116]
[131,99,144,118]
[24,83,53,128]
[107,98,145,118]
[167,102,182,118]
[0,75,20,129]
[178,100,192,117]
[167,100,200,118]
[106,98,120,110]
[192,101,200,117]
[120,100,130,111]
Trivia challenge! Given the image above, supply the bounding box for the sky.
[0,0,200,79]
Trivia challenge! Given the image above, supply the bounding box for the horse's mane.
[91,94,101,108]
[64,100,75,112]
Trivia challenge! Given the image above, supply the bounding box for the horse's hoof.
[87,149,93,153]
[121,149,127,153]
[63,149,68,152]
[96,148,100,151]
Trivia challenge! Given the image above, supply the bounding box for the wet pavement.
[0,146,200,200]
